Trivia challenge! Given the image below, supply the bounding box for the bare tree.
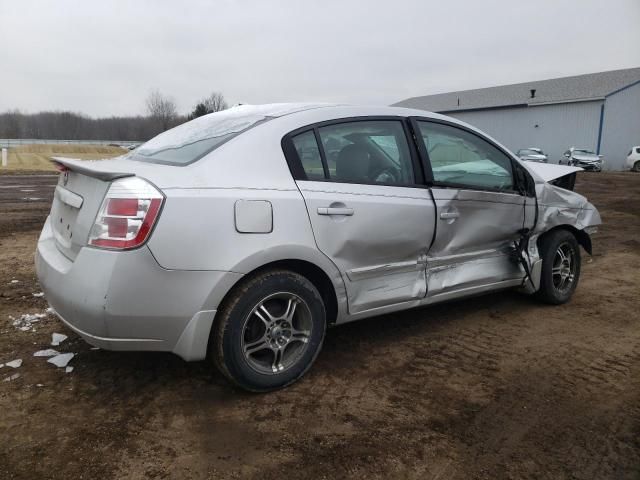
[145,90,178,132]
[203,92,228,113]
[188,92,228,120]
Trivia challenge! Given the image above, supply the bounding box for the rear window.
[131,104,325,166]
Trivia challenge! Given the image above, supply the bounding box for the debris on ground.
[11,312,47,331]
[47,353,74,368]
[9,279,19,284]
[32,292,44,298]
[6,359,23,368]
[3,373,20,382]
[33,349,59,357]
[51,333,68,346]
[65,366,74,373]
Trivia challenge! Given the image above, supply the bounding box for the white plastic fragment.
[0,364,4,368]
[90,347,100,350]
[10,279,19,284]
[45,307,54,315]
[36,383,44,387]
[47,353,74,368]
[32,292,45,298]
[33,349,60,357]
[51,333,68,346]
[3,373,20,382]
[6,359,22,368]
[65,366,74,373]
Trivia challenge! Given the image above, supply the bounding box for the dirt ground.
[0,172,639,479]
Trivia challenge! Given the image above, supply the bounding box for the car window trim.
[409,116,523,196]
[281,116,427,189]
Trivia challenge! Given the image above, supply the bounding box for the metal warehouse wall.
[600,81,640,170]
[446,101,603,166]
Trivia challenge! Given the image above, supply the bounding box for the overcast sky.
[1,0,639,117]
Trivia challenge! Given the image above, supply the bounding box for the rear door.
[411,119,533,298]
[283,118,436,314]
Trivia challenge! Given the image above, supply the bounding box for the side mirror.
[563,153,570,158]
[598,155,603,159]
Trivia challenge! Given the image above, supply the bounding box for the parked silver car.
[517,148,548,163]
[561,147,603,171]
[36,104,601,391]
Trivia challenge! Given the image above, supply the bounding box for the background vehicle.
[626,146,640,171]
[35,104,601,392]
[561,147,603,171]
[517,148,548,163]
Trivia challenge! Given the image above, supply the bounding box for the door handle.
[439,211,459,220]
[317,207,354,216]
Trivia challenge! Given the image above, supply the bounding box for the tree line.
[0,91,228,142]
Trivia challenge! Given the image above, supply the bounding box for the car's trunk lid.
[49,158,135,261]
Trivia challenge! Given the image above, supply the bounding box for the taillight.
[89,177,164,250]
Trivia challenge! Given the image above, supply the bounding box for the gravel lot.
[1,172,639,479]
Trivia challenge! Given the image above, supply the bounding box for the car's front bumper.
[35,217,242,360]
[573,161,602,171]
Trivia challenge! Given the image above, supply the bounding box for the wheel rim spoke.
[291,328,310,344]
[271,347,284,373]
[284,298,298,323]
[244,337,269,355]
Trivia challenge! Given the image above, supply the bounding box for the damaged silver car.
[35,104,601,392]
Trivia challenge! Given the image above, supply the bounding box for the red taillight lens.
[89,178,163,250]
[106,198,139,216]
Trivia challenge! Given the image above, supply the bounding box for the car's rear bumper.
[35,216,242,360]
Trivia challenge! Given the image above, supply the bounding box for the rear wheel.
[211,269,326,392]
[535,229,581,305]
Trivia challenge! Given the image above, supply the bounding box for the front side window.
[317,121,415,185]
[417,121,514,191]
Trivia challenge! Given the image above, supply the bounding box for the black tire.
[211,269,326,392]
[633,161,640,172]
[535,229,581,305]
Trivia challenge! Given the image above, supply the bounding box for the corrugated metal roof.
[393,67,640,113]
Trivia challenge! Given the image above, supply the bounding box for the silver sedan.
[36,104,601,391]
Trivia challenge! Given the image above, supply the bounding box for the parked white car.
[626,146,640,171]
[36,104,601,391]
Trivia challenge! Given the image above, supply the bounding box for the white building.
[394,67,640,170]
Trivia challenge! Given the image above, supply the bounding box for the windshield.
[574,149,596,155]
[131,103,327,166]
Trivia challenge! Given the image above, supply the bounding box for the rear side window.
[636,147,640,154]
[416,121,514,191]
[291,131,324,180]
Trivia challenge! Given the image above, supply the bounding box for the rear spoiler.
[51,157,134,182]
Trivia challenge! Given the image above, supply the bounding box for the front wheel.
[211,269,326,392]
[535,229,581,305]
[633,161,640,172]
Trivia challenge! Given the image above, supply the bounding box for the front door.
[412,119,532,298]
[286,119,436,314]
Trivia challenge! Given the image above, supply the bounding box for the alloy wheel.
[552,242,577,293]
[241,292,312,375]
